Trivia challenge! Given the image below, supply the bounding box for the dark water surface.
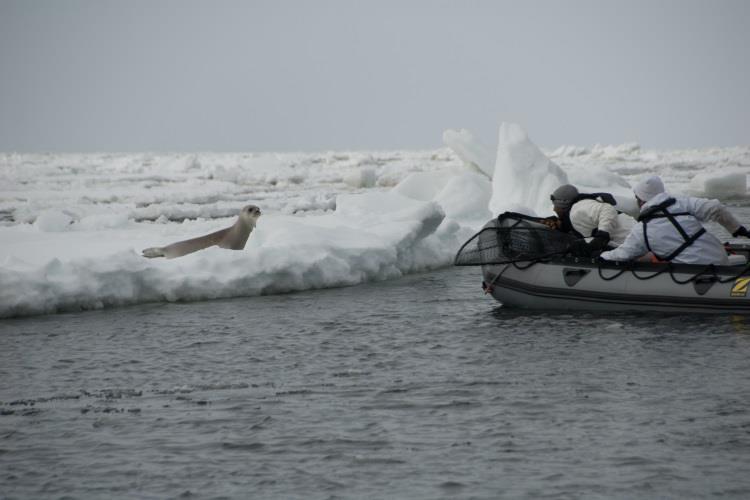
[2,267,750,499]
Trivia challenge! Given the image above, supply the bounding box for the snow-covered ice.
[689,167,748,199]
[1,124,749,318]
[442,128,494,179]
[489,123,569,217]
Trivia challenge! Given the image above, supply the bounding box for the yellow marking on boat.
[731,277,750,297]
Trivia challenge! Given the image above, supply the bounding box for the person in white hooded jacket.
[600,175,749,265]
[548,184,635,255]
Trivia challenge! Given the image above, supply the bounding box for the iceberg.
[444,124,645,218]
[442,123,639,218]
[489,123,568,217]
[442,129,495,179]
[393,168,492,226]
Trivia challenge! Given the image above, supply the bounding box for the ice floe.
[1,124,749,317]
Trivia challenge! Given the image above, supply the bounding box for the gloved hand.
[732,226,750,238]
[588,230,611,253]
[566,231,611,257]
[541,216,561,230]
[566,238,592,257]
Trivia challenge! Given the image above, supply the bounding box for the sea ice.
[489,123,568,217]
[442,128,495,178]
[33,209,74,232]
[689,168,748,199]
[0,187,460,318]
[1,129,749,318]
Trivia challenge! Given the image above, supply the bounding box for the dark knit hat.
[550,184,579,211]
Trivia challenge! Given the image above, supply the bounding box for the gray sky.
[1,0,748,152]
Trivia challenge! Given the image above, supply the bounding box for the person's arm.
[570,200,616,236]
[600,223,648,261]
[683,196,742,234]
[593,201,618,234]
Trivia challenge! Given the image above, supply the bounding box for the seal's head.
[239,205,262,225]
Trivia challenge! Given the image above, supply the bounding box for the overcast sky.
[1,0,748,152]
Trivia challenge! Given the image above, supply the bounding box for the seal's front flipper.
[142,247,166,258]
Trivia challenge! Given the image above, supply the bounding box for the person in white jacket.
[548,184,635,255]
[600,175,749,265]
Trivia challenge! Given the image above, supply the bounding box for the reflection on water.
[730,314,750,334]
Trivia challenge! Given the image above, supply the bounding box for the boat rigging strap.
[597,266,627,281]
[483,263,511,294]
[498,254,750,287]
[639,198,707,262]
[594,260,750,286]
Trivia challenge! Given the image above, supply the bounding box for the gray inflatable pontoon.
[455,213,750,314]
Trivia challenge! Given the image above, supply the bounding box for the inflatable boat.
[455,213,750,314]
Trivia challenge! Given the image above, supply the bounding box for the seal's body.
[142,205,261,259]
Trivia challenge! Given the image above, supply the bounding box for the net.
[454,212,579,266]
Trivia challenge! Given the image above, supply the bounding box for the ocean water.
[3,266,750,499]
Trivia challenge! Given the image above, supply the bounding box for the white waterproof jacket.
[600,192,741,265]
[569,199,634,247]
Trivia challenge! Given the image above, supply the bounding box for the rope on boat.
[508,257,750,287]
[588,259,750,286]
[629,267,668,281]
[597,266,627,281]
[483,263,512,294]
[717,262,750,283]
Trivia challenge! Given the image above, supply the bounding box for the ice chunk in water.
[689,168,747,198]
[34,210,74,232]
[489,123,568,217]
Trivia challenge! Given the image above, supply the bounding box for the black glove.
[566,238,592,257]
[588,230,611,253]
[732,226,750,238]
[566,231,611,258]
